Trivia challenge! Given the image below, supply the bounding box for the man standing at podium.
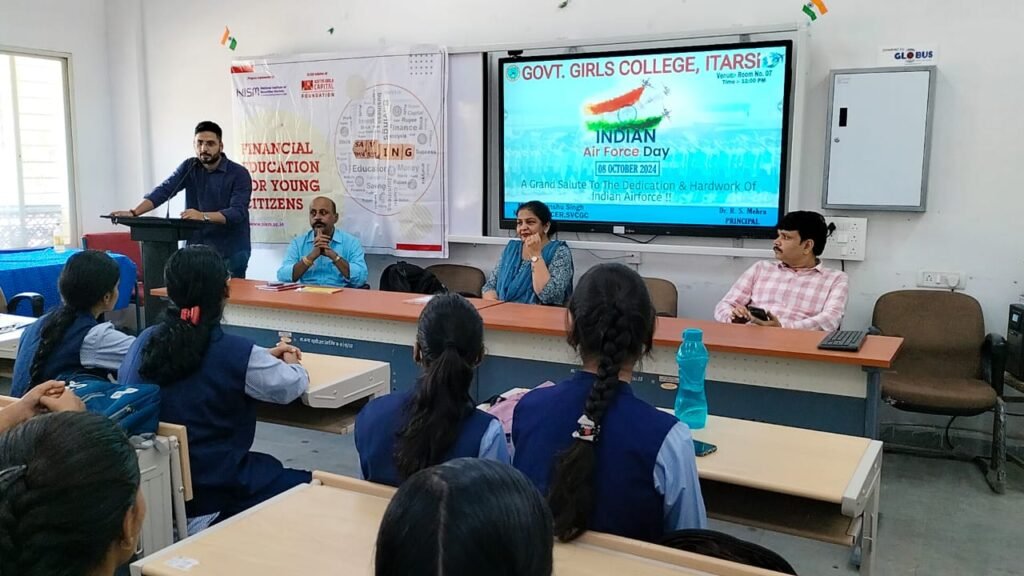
[111,121,253,278]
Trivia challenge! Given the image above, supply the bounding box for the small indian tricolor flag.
[802,0,828,20]
[220,26,237,51]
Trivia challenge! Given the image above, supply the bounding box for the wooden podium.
[105,215,205,326]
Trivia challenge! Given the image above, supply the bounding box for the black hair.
[394,294,484,480]
[778,211,833,257]
[375,458,553,576]
[194,120,222,141]
[139,245,228,385]
[547,263,656,542]
[29,250,119,388]
[0,411,140,576]
[516,200,556,237]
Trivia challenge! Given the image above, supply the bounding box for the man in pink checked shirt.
[714,211,848,331]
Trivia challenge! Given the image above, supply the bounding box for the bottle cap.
[682,328,703,342]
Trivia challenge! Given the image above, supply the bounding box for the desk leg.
[858,470,880,576]
[864,369,882,439]
[167,437,189,541]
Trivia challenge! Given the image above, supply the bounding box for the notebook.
[298,286,343,294]
[257,282,301,292]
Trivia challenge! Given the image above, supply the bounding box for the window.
[0,49,75,249]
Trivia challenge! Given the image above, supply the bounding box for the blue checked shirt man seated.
[276,196,368,288]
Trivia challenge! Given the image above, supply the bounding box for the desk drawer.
[701,480,855,547]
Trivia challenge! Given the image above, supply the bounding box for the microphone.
[165,157,199,219]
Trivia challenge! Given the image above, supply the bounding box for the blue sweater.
[119,325,290,516]
[512,371,683,542]
[355,391,500,486]
[12,311,99,397]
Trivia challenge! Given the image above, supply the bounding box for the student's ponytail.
[139,246,227,385]
[547,263,656,542]
[28,250,119,388]
[394,294,484,480]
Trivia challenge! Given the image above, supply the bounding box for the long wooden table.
[184,280,901,438]
[131,472,790,576]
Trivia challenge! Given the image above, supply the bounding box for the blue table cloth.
[0,247,137,314]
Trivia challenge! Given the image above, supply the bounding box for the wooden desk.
[180,280,902,437]
[256,352,390,435]
[0,313,36,361]
[479,303,899,368]
[679,414,881,575]
[131,473,788,576]
[151,281,502,322]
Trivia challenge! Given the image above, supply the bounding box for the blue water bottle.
[674,328,709,429]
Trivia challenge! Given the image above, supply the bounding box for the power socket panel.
[918,270,966,290]
[820,216,867,262]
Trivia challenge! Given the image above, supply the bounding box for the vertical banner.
[231,48,448,257]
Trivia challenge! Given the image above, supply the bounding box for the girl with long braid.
[12,250,134,397]
[512,263,707,542]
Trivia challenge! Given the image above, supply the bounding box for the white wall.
[1,0,116,236]
[102,0,1024,337]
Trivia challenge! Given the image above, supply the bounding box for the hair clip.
[179,306,201,326]
[571,414,600,443]
[0,464,28,483]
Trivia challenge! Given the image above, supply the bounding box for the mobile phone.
[747,306,770,321]
[693,439,717,457]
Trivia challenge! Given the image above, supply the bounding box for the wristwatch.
[332,254,341,263]
[530,256,539,264]
[202,212,210,222]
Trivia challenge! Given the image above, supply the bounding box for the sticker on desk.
[403,295,434,304]
[164,556,200,571]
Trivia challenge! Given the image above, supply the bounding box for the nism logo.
[506,64,521,82]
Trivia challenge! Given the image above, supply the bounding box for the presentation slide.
[500,42,790,232]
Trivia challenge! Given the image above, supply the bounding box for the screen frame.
[496,39,795,239]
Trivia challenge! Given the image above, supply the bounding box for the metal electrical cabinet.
[822,66,936,211]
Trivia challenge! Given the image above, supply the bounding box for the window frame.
[0,44,79,249]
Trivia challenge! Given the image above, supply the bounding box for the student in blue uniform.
[375,458,553,576]
[355,293,509,486]
[0,411,146,576]
[12,250,134,397]
[512,263,707,543]
[119,245,310,531]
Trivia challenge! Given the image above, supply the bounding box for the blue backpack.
[62,374,161,436]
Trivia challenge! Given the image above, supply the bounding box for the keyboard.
[818,330,868,352]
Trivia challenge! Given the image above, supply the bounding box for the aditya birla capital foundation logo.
[301,72,335,99]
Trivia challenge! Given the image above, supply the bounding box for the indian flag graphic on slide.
[583,84,665,131]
